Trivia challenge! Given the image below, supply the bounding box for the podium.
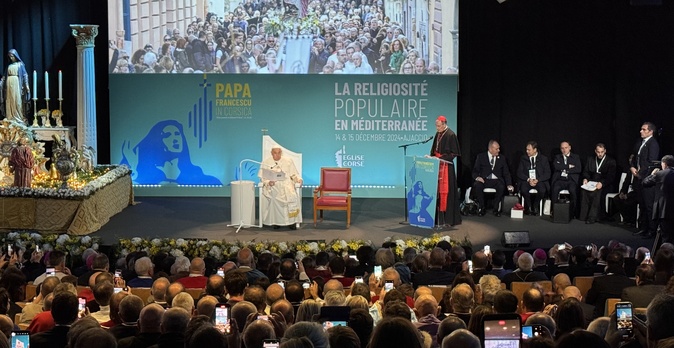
[230,180,256,231]
[405,156,440,229]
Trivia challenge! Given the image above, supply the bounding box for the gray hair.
[171,256,190,274]
[134,257,153,276]
[517,253,534,272]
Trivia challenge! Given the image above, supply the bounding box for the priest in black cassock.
[429,115,461,226]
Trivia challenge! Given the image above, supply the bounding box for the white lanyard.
[596,156,606,174]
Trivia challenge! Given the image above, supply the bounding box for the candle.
[33,71,37,97]
[58,70,63,100]
[45,71,49,99]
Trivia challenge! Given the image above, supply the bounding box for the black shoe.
[494,211,501,217]
[289,224,297,230]
[478,208,486,217]
[273,225,280,230]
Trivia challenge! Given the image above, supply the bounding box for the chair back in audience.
[573,276,594,300]
[428,285,451,304]
[131,287,153,305]
[605,298,620,316]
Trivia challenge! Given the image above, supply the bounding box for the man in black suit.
[412,247,455,288]
[621,264,664,308]
[642,154,674,242]
[580,143,617,224]
[517,141,551,215]
[31,292,78,348]
[585,251,634,319]
[551,141,582,215]
[471,140,514,217]
[631,122,660,237]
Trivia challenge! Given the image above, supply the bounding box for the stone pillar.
[70,24,99,165]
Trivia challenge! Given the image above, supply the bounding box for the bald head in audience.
[244,285,267,313]
[414,286,432,300]
[108,291,128,324]
[415,294,440,318]
[196,295,219,317]
[266,283,285,305]
[166,282,185,307]
[563,286,583,301]
[553,273,572,294]
[323,279,344,297]
[231,301,258,333]
[186,258,204,276]
[270,299,294,324]
[151,277,170,303]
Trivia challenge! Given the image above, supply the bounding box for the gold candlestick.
[43,98,52,128]
[32,97,39,127]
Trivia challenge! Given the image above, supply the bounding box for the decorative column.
[70,24,99,165]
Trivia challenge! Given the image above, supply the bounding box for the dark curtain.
[458,0,674,190]
[1,0,110,163]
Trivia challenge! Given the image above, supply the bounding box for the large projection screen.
[107,0,459,197]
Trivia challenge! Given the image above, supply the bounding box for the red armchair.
[313,167,352,228]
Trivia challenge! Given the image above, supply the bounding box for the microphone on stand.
[422,136,434,144]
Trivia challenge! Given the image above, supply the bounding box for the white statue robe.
[258,156,302,225]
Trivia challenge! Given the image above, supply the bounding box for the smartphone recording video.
[214,304,231,334]
[46,267,56,276]
[10,331,30,348]
[374,265,382,280]
[483,314,521,348]
[616,302,633,340]
[354,276,363,284]
[262,339,280,348]
[384,280,394,292]
[78,297,87,319]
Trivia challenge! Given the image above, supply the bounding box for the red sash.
[434,151,449,212]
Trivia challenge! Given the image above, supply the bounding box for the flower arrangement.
[2,231,101,256]
[0,165,130,199]
[264,11,321,36]
[1,232,468,264]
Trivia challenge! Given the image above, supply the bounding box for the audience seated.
[176,257,208,289]
[4,237,674,348]
[441,328,481,348]
[128,257,154,288]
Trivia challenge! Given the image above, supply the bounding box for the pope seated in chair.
[258,147,303,229]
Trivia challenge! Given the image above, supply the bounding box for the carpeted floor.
[90,197,654,253]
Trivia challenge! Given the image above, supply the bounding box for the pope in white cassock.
[258,147,303,229]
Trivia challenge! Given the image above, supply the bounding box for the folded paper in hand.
[581,181,598,192]
[261,168,286,181]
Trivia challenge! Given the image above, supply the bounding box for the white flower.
[170,249,184,257]
[42,243,53,252]
[176,238,187,247]
[197,240,207,247]
[119,248,129,257]
[80,236,92,244]
[7,232,19,239]
[70,246,82,255]
[395,239,406,248]
[383,237,391,242]
[56,234,70,245]
[308,242,319,253]
[440,236,451,243]
[296,251,306,260]
[229,245,240,254]
[278,242,288,252]
[91,243,99,250]
[30,233,43,241]
[152,238,162,246]
[131,237,142,246]
[143,247,150,253]
[340,240,348,249]
[209,246,223,258]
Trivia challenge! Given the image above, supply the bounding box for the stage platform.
[90,196,653,252]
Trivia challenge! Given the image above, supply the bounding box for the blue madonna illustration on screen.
[121,119,222,185]
[407,180,433,225]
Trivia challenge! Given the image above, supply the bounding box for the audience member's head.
[119,294,145,323]
[646,293,674,341]
[348,308,373,347]
[467,304,495,340]
[135,256,154,276]
[224,270,248,297]
[518,252,534,272]
[195,295,219,317]
[283,321,329,348]
[161,307,191,333]
[553,273,572,294]
[51,292,78,325]
[437,315,467,344]
[327,325,360,348]
[493,290,518,314]
[522,288,544,313]
[556,329,610,348]
[369,317,424,348]
[73,327,117,348]
[151,277,170,302]
[525,313,557,337]
[244,285,267,312]
[270,299,295,325]
[441,329,481,348]
[138,303,164,333]
[383,300,411,320]
[554,297,585,337]
[296,299,321,323]
[414,294,439,318]
[285,280,305,303]
[232,300,259,332]
[478,275,501,305]
[166,282,185,307]
[172,292,195,313]
[93,280,114,306]
[243,319,276,348]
